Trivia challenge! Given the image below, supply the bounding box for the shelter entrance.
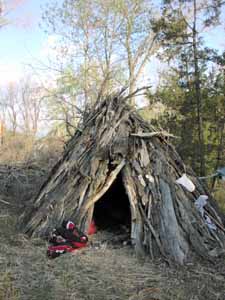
[93,173,131,236]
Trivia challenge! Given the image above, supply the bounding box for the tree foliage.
[152,51,225,178]
[149,0,225,176]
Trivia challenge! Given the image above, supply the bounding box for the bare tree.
[18,78,44,136]
[115,1,159,104]
[1,79,44,137]
[0,0,23,28]
[42,0,159,107]
[5,82,19,134]
[0,0,8,28]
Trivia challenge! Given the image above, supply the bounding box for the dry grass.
[0,153,224,300]
[0,217,225,300]
[0,132,63,167]
[0,133,35,164]
[0,134,63,210]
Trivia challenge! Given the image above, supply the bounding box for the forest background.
[0,0,224,206]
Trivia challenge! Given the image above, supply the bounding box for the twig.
[0,214,10,218]
[0,198,11,205]
[204,210,225,233]
[198,173,218,180]
[122,86,151,103]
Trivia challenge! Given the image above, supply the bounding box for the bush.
[0,132,35,164]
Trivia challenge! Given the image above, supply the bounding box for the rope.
[198,173,218,180]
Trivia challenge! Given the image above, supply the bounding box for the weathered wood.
[139,203,167,260]
[20,89,225,265]
[204,210,225,232]
[130,131,177,138]
[122,166,138,221]
[0,198,11,205]
[80,159,126,217]
[159,179,189,264]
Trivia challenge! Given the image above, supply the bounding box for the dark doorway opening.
[93,173,131,235]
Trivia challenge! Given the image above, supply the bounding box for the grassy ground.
[0,214,225,300]
[0,158,224,300]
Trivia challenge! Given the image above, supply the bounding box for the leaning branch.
[130,131,178,138]
[80,159,126,215]
[0,198,11,205]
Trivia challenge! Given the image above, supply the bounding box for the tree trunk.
[193,0,205,176]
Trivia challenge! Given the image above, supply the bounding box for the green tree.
[152,0,224,175]
[151,49,225,178]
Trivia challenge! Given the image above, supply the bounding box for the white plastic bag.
[175,174,196,192]
[195,195,217,230]
[195,195,208,216]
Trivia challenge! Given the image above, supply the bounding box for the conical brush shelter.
[21,89,225,264]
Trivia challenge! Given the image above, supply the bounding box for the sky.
[0,0,225,87]
[0,0,56,85]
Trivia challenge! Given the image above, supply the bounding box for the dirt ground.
[0,212,225,300]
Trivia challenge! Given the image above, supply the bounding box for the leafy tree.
[152,0,224,175]
[151,50,225,178]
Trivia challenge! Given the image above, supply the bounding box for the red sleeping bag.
[47,220,96,259]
